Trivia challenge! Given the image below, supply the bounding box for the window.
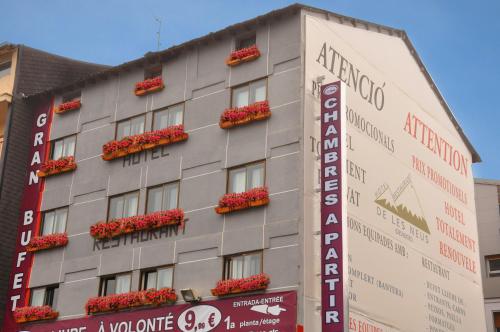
[51,135,76,160]
[99,273,131,296]
[144,64,162,79]
[486,255,500,277]
[116,115,145,140]
[147,182,179,214]
[236,34,256,50]
[141,266,173,290]
[228,161,265,193]
[30,285,58,308]
[495,312,500,332]
[108,191,139,221]
[0,61,11,78]
[62,90,81,103]
[41,207,68,236]
[153,104,183,131]
[231,79,266,108]
[224,251,262,280]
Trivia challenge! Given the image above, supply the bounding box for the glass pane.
[45,287,55,306]
[231,256,244,279]
[237,36,256,50]
[229,169,246,193]
[244,253,261,277]
[168,105,183,126]
[232,86,249,108]
[116,121,130,140]
[147,187,163,213]
[63,136,76,157]
[50,287,59,308]
[153,109,169,131]
[130,116,145,136]
[115,275,131,294]
[490,259,500,272]
[30,288,45,307]
[109,196,124,220]
[54,209,67,233]
[124,193,139,218]
[250,80,266,103]
[104,278,116,296]
[247,164,264,190]
[157,268,173,289]
[52,140,64,160]
[42,211,55,235]
[163,184,178,210]
[145,271,157,290]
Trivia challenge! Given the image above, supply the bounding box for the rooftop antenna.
[155,17,162,51]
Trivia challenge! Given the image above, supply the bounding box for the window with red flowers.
[152,103,184,131]
[147,182,179,214]
[41,207,67,236]
[107,191,139,221]
[144,63,162,80]
[223,251,262,280]
[51,135,76,160]
[227,161,265,194]
[116,115,146,141]
[140,266,174,290]
[99,273,132,296]
[30,285,59,309]
[62,90,81,103]
[236,33,256,51]
[231,78,267,109]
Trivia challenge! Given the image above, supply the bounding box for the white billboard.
[303,14,486,332]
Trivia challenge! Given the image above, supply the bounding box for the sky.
[1,0,499,179]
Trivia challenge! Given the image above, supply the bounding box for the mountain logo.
[375,174,430,234]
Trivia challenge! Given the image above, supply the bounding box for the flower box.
[102,125,188,161]
[26,233,68,252]
[38,156,77,178]
[219,101,271,129]
[55,99,81,114]
[90,209,185,240]
[14,305,58,323]
[134,76,164,96]
[215,187,269,214]
[211,274,269,297]
[225,45,261,67]
[85,288,177,314]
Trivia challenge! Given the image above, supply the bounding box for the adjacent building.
[1,4,487,332]
[475,179,500,332]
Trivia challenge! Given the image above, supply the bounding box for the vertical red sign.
[320,81,347,331]
[2,100,53,331]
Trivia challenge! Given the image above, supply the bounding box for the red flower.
[26,233,68,252]
[90,209,185,239]
[56,100,81,113]
[39,156,76,174]
[211,274,269,296]
[228,45,260,61]
[102,125,187,156]
[13,305,58,323]
[218,187,268,208]
[85,288,177,314]
[220,101,270,123]
[135,76,164,91]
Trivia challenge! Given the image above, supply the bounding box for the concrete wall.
[29,13,303,319]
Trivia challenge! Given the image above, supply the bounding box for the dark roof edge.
[26,3,480,162]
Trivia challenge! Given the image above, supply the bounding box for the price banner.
[18,291,296,332]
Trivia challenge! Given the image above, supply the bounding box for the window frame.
[107,190,140,222]
[29,284,59,307]
[140,265,175,290]
[226,160,266,194]
[62,90,81,103]
[152,103,185,131]
[144,63,163,80]
[486,255,500,277]
[145,181,180,214]
[99,272,132,297]
[50,134,77,160]
[115,114,147,140]
[236,33,256,50]
[230,78,268,109]
[223,251,263,280]
[40,206,68,236]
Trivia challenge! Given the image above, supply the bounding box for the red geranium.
[227,45,260,62]
[39,156,76,174]
[135,76,163,91]
[85,288,177,314]
[90,209,184,239]
[102,124,187,156]
[56,99,81,113]
[211,274,269,296]
[26,233,68,252]
[220,101,270,122]
[218,187,269,208]
[13,305,58,323]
